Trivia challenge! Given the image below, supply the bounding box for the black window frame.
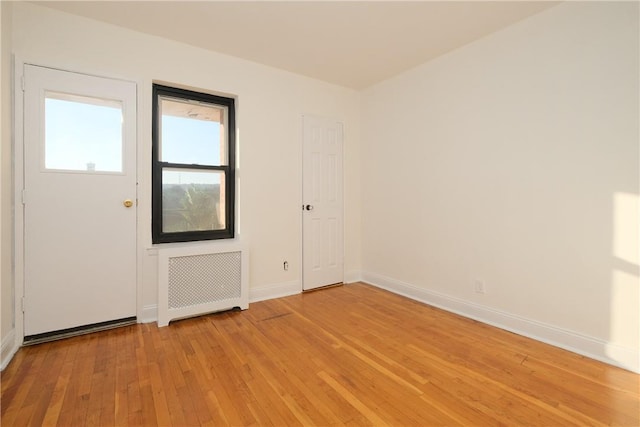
[152,84,236,243]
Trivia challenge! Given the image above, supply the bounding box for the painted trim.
[249,280,301,303]
[13,56,26,351]
[361,271,640,374]
[344,270,362,284]
[140,305,157,323]
[1,329,18,371]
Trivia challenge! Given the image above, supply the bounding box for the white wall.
[1,0,15,364]
[361,2,639,372]
[9,2,361,327]
[4,1,637,374]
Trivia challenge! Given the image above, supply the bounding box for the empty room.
[1,1,639,425]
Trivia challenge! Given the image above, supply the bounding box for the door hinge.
[21,189,26,205]
[21,75,25,92]
[21,297,25,313]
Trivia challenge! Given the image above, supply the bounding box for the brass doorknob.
[123,199,134,208]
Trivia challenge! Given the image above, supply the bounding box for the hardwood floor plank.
[320,370,385,420]
[12,345,56,426]
[114,328,136,426]
[96,331,117,427]
[239,316,345,425]
[41,344,75,426]
[17,342,66,425]
[2,283,638,426]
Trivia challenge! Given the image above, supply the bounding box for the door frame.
[300,114,345,291]
[12,58,142,346]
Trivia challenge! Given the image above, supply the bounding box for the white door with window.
[302,116,344,290]
[23,65,137,336]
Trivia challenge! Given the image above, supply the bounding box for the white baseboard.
[250,280,301,303]
[344,270,362,284]
[140,305,158,324]
[362,271,639,374]
[1,329,19,371]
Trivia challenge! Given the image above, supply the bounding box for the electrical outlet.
[474,279,486,294]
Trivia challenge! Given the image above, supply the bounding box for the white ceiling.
[34,1,559,90]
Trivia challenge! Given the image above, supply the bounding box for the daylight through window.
[152,84,235,243]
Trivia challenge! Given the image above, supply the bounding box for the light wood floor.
[2,283,638,426]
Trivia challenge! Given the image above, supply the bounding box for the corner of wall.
[344,270,362,284]
[140,305,157,324]
[1,328,18,371]
[249,280,300,303]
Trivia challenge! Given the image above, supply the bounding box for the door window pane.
[45,92,123,172]
[162,169,226,233]
[159,97,227,166]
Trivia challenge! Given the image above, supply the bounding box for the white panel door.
[302,116,344,290]
[23,65,137,336]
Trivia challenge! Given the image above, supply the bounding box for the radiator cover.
[158,242,249,327]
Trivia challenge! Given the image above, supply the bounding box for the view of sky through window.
[44,95,223,184]
[45,96,123,172]
[161,113,222,184]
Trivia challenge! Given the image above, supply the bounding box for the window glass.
[152,84,235,243]
[160,97,227,166]
[162,169,225,233]
[45,92,123,172]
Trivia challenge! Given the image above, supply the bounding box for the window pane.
[45,92,123,172]
[152,84,236,243]
[160,97,227,166]
[162,169,226,233]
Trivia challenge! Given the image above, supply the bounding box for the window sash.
[152,84,235,244]
[158,95,229,167]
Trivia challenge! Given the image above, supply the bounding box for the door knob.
[305,205,313,211]
[123,199,134,208]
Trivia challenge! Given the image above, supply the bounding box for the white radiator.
[157,242,249,327]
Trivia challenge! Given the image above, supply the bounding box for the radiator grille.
[157,243,249,327]
[168,251,241,309]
